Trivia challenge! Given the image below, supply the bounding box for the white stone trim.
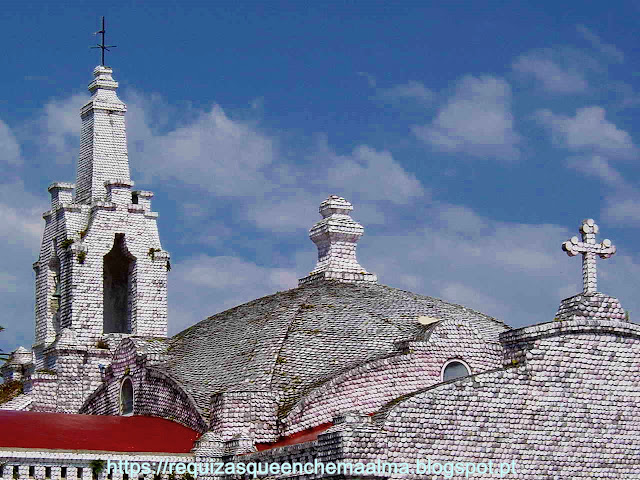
[440,358,471,382]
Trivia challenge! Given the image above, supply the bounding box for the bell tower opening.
[48,255,61,332]
[103,233,135,334]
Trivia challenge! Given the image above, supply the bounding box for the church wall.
[81,340,206,433]
[238,413,385,479]
[68,202,167,347]
[27,373,57,412]
[25,187,169,413]
[75,111,94,204]
[376,319,640,478]
[34,198,89,351]
[209,391,280,443]
[89,111,129,202]
[28,346,111,414]
[33,198,86,347]
[233,320,640,479]
[281,319,503,436]
[34,210,55,345]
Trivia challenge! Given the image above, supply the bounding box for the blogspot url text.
[106,458,519,478]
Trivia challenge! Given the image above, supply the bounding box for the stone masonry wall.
[378,319,640,479]
[29,67,169,417]
[26,340,111,413]
[66,196,168,347]
[81,339,207,433]
[209,391,279,443]
[238,413,384,480]
[76,66,130,204]
[281,318,503,436]
[234,319,640,479]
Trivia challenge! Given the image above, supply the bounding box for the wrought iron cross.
[562,219,616,294]
[91,16,116,66]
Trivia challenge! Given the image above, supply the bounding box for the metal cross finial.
[91,16,116,66]
[562,219,616,294]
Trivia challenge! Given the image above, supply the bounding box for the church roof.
[164,280,509,418]
[0,411,199,453]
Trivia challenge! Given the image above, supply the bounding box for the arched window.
[120,378,134,415]
[442,359,471,382]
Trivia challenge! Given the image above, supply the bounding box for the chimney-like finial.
[91,16,117,66]
[298,195,377,286]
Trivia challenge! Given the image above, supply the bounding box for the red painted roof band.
[255,422,333,451]
[0,411,200,453]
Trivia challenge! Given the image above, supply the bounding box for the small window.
[46,467,52,479]
[120,377,134,415]
[442,360,470,381]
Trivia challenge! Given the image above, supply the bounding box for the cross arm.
[562,237,616,257]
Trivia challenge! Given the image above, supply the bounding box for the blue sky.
[2,1,640,353]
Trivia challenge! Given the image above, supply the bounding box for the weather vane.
[91,16,116,66]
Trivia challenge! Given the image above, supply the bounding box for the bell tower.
[25,62,170,412]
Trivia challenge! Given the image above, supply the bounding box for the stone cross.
[561,219,616,294]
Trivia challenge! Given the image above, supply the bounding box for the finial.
[298,195,377,286]
[561,218,616,294]
[91,16,116,66]
[554,218,625,322]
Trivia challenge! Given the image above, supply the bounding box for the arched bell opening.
[103,233,136,334]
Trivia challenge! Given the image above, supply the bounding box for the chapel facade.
[1,64,640,479]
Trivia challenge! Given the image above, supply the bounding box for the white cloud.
[566,155,627,187]
[576,25,624,63]
[246,190,319,232]
[0,202,44,245]
[376,81,434,105]
[412,75,521,161]
[124,91,276,196]
[601,197,640,227]
[534,106,637,159]
[177,255,295,290]
[326,145,425,204]
[434,204,490,236]
[0,180,46,244]
[0,179,47,353]
[39,93,89,164]
[168,254,298,333]
[439,282,511,320]
[242,137,425,233]
[348,202,590,328]
[512,52,588,93]
[0,119,22,166]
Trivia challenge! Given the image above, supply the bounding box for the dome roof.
[165,280,509,417]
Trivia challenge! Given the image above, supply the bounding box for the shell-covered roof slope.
[164,280,510,417]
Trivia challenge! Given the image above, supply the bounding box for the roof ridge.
[268,289,319,390]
